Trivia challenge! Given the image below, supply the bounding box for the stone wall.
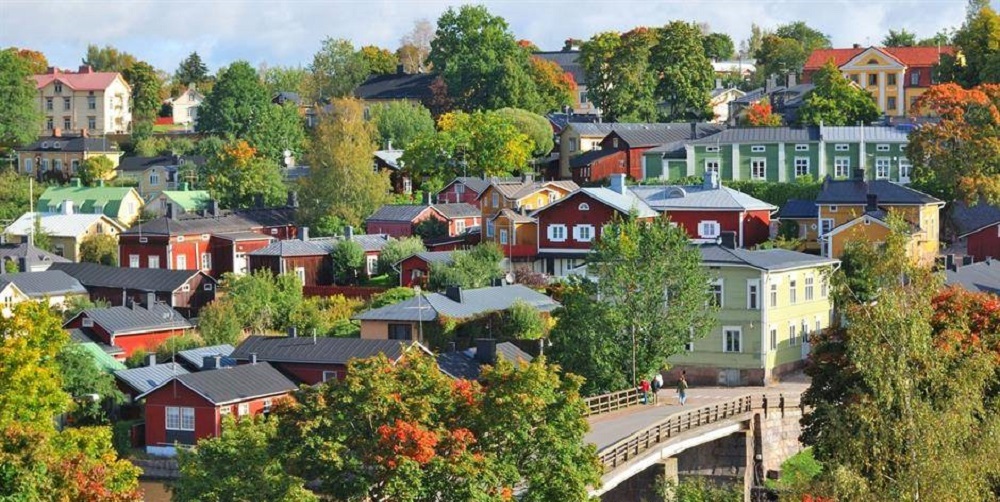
[757,403,805,475]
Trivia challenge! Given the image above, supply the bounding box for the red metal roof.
[804,46,954,70]
[33,68,121,91]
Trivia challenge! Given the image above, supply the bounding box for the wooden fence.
[584,387,644,416]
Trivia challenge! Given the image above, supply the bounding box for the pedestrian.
[652,372,663,404]
[640,378,651,404]
[677,371,688,406]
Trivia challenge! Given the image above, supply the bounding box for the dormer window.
[54,83,63,94]
[578,203,590,211]
[41,142,49,149]
[612,138,619,148]
[52,141,61,149]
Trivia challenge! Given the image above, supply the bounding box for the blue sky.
[0,0,978,73]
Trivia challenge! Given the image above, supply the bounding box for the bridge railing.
[598,395,758,472]
[584,387,644,417]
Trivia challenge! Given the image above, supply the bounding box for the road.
[585,374,810,450]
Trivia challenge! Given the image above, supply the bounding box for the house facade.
[33,65,131,135]
[0,270,87,312]
[396,251,456,288]
[144,188,212,218]
[37,181,144,225]
[776,200,821,252]
[4,211,124,261]
[436,177,493,206]
[64,296,193,358]
[117,155,207,200]
[365,205,444,238]
[479,178,578,261]
[16,135,121,180]
[247,239,333,287]
[164,87,203,127]
[950,201,1000,263]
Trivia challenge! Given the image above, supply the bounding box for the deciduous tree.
[495,107,555,156]
[359,45,399,75]
[882,28,917,47]
[56,344,124,425]
[798,60,880,126]
[78,156,114,186]
[81,44,136,72]
[937,1,1000,86]
[218,270,303,334]
[331,239,365,284]
[702,32,736,61]
[202,140,286,209]
[378,237,426,277]
[428,242,503,290]
[528,56,576,113]
[308,38,369,101]
[0,49,41,151]
[370,101,435,150]
[652,21,715,120]
[6,47,48,74]
[260,64,308,96]
[122,61,163,122]
[580,29,658,122]
[197,299,243,346]
[196,61,269,137]
[79,234,118,266]
[743,97,783,127]
[398,19,436,73]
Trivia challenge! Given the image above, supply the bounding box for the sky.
[0,0,984,73]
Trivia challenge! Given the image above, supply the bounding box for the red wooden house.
[247,238,333,287]
[229,335,426,385]
[63,293,193,359]
[396,251,457,287]
[436,177,493,206]
[365,203,480,242]
[136,361,297,456]
[951,201,1000,262]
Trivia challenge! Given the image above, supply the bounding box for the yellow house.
[33,65,131,135]
[478,177,577,260]
[0,281,28,318]
[816,178,943,264]
[4,211,125,262]
[803,46,954,117]
[16,135,121,179]
[777,200,820,252]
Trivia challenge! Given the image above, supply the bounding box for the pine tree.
[175,51,209,86]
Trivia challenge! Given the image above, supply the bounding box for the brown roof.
[484,180,579,202]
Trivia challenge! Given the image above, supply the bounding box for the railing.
[584,387,644,417]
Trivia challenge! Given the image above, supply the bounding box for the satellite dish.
[505,272,515,284]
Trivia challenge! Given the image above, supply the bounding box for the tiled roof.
[176,344,237,371]
[249,239,329,257]
[118,155,206,172]
[354,285,559,322]
[631,184,776,212]
[0,243,69,272]
[355,72,436,100]
[367,205,433,223]
[18,136,118,153]
[123,207,296,236]
[5,212,121,239]
[816,179,943,205]
[34,69,121,91]
[37,186,139,220]
[951,201,1000,238]
[804,46,954,70]
[135,362,297,404]
[0,271,86,298]
[76,303,192,336]
[157,190,212,212]
[434,203,480,219]
[50,262,212,293]
[115,363,189,394]
[699,244,838,271]
[230,335,420,365]
[778,199,819,219]
[436,342,534,380]
[532,50,585,84]
[945,259,1000,295]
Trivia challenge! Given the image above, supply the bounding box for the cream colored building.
[15,135,121,179]
[33,65,131,135]
[4,211,124,262]
[164,87,203,127]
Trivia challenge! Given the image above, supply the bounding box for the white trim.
[722,326,742,353]
[825,215,891,239]
[547,224,567,242]
[710,278,724,308]
[746,279,760,310]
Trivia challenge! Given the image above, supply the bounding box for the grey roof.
[136,362,298,404]
[367,205,432,223]
[176,344,236,370]
[944,259,1000,294]
[816,180,943,205]
[690,127,820,145]
[398,251,457,267]
[230,336,420,365]
[68,327,124,355]
[354,285,559,322]
[645,140,689,158]
[313,234,393,253]
[778,199,819,219]
[440,177,493,196]
[115,363,189,394]
[567,122,721,139]
[355,72,436,100]
[611,123,726,148]
[374,150,404,170]
[249,239,329,257]
[214,231,275,242]
[18,136,118,153]
[488,180,580,201]
[533,187,657,219]
[569,148,619,169]
[436,342,534,380]
[533,50,585,84]
[630,184,776,212]
[950,201,1000,237]
[0,271,86,298]
[272,92,301,105]
[50,262,213,292]
[5,212,121,238]
[74,303,193,336]
[123,207,296,236]
[0,243,69,272]
[491,208,534,223]
[434,203,479,219]
[118,155,206,172]
[699,245,838,271]
[820,125,910,142]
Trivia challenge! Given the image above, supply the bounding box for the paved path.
[585,375,810,451]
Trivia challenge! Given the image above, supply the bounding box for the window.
[181,284,190,292]
[849,74,859,84]
[705,146,720,153]
[82,318,94,328]
[71,159,79,172]
[455,220,466,234]
[789,323,798,346]
[486,220,494,237]
[201,234,210,241]
[723,327,742,353]
[815,317,823,335]
[63,117,71,130]
[579,91,587,104]
[789,279,798,304]
[139,236,148,244]
[834,144,849,152]
[887,96,897,110]
[750,145,765,153]
[46,117,53,130]
[820,219,833,236]
[23,158,32,173]
[201,284,213,292]
[710,279,724,307]
[685,328,694,352]
[270,228,278,235]
[388,323,413,340]
[888,73,897,86]
[87,96,96,110]
[747,279,760,310]
[805,276,815,301]
[770,326,778,350]
[295,267,305,284]
[166,407,195,431]
[705,158,720,173]
[263,399,273,413]
[46,98,53,111]
[802,319,810,343]
[770,283,778,307]
[698,220,720,238]
[201,253,212,270]
[910,71,920,86]
[794,157,809,177]
[176,235,185,242]
[54,83,62,93]
[322,371,339,382]
[367,255,378,276]
[578,203,590,211]
[499,229,508,245]
[150,173,160,185]
[492,193,499,207]
[868,74,877,86]
[751,158,766,180]
[53,159,62,172]
[548,224,567,242]
[129,255,139,268]
[899,158,912,180]
[875,158,890,179]
[612,138,619,148]
[573,224,594,242]
[220,406,231,416]
[148,256,159,268]
[569,138,579,152]
[821,277,829,298]
[238,403,249,416]
[834,157,850,178]
[829,205,838,213]
[176,255,187,269]
[63,97,70,110]
[795,144,809,152]
[876,144,890,152]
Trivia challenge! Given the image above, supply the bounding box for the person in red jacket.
[640,378,651,404]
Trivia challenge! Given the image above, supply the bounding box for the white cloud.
[0,0,972,73]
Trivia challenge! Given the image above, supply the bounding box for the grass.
[765,447,823,491]
[152,124,188,133]
[362,274,395,288]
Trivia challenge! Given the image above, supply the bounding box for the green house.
[642,125,912,184]
[37,180,144,226]
[666,245,839,386]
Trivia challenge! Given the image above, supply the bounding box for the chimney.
[126,298,135,310]
[70,177,81,188]
[522,172,534,183]
[715,78,722,89]
[288,326,298,338]
[397,63,405,75]
[81,128,88,138]
[250,352,257,365]
[202,355,221,370]
[172,154,181,165]
[78,65,93,74]
[146,354,156,367]
[866,193,878,213]
[254,194,265,208]
[344,225,354,241]
[422,191,432,205]
[445,286,463,303]
[287,190,299,208]
[719,231,737,249]
[165,202,176,220]
[690,122,698,138]
[209,199,220,217]
[704,170,721,190]
[145,292,157,309]
[765,75,776,93]
[853,168,866,181]
[46,66,57,74]
[53,127,62,138]
[475,338,497,365]
[609,173,627,195]
[61,199,74,215]
[448,341,457,353]
[300,226,309,241]
[853,43,861,49]
[787,72,797,87]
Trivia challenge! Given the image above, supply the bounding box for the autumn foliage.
[744,98,783,127]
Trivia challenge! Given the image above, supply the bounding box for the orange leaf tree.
[743,98,783,127]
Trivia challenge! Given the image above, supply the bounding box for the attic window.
[867,58,879,65]
[705,146,720,153]
[82,318,93,327]
[612,138,619,148]
[835,144,849,152]
[139,237,148,244]
[578,203,590,211]
[795,144,809,151]
[270,228,278,235]
[181,284,191,292]
[41,142,49,149]
[876,144,890,152]
[202,234,210,240]
[751,145,765,153]
[176,236,185,242]
[52,142,61,149]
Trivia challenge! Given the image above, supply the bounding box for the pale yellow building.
[4,211,124,262]
[16,135,121,179]
[33,65,131,135]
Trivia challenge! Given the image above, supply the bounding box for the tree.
[219,270,303,334]
[742,97,783,127]
[273,352,601,500]
[79,234,118,266]
[938,2,1000,86]
[308,38,369,102]
[702,32,736,61]
[174,415,315,502]
[246,101,306,164]
[289,295,363,337]
[196,61,270,138]
[0,302,72,426]
[62,296,109,322]
[7,47,48,74]
[331,239,365,284]
[399,19,436,73]
[378,237,426,276]
[300,99,390,230]
[906,83,1000,204]
[495,107,555,156]
[528,56,576,113]
[798,61,880,126]
[502,299,546,340]
[413,218,449,241]
[202,140,286,209]
[174,51,210,86]
[0,49,41,151]
[32,214,52,252]
[78,155,114,186]
[260,65,308,96]
[197,299,243,345]
[0,169,41,222]
[369,286,416,309]
[429,5,541,112]
[652,21,715,120]
[428,242,503,290]
[122,61,163,122]
[359,45,399,75]
[774,21,831,55]
[81,44,136,72]
[590,216,715,387]
[580,29,658,122]
[56,344,124,425]
[755,34,806,79]
[370,101,435,149]
[882,29,917,47]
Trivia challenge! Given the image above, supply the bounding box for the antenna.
[28,178,34,247]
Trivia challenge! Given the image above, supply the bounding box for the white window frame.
[750,145,765,153]
[263,399,273,413]
[704,158,720,174]
[685,327,695,352]
[492,193,499,207]
[820,219,833,236]
[834,157,850,178]
[789,279,798,304]
[148,256,159,269]
[181,284,191,292]
[578,202,590,211]
[176,255,187,269]
[220,406,231,416]
[805,275,815,301]
[455,220,466,234]
[698,220,721,239]
[201,252,212,271]
[139,236,148,244]
[322,371,339,382]
[573,224,594,242]
[166,406,195,431]
[834,144,849,152]
[710,278,724,308]
[746,279,760,310]
[705,146,720,153]
[82,318,94,328]
[295,266,306,284]
[770,282,778,307]
[366,255,378,276]
[129,255,139,268]
[548,224,567,242]
[203,283,213,291]
[499,228,508,245]
[150,173,160,186]
[237,403,250,416]
[723,326,742,353]
[751,158,766,180]
[899,158,912,181]
[820,276,829,298]
[876,144,890,152]
[794,157,810,177]
[795,144,809,152]
[875,157,890,179]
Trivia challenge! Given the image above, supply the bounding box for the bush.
[199,300,243,345]
[378,237,426,276]
[369,287,415,309]
[156,333,203,362]
[331,240,365,284]
[112,419,143,456]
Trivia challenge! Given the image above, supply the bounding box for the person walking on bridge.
[652,372,663,404]
[676,371,688,406]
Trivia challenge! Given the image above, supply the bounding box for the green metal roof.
[159,190,211,211]
[37,185,139,221]
[77,343,127,373]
